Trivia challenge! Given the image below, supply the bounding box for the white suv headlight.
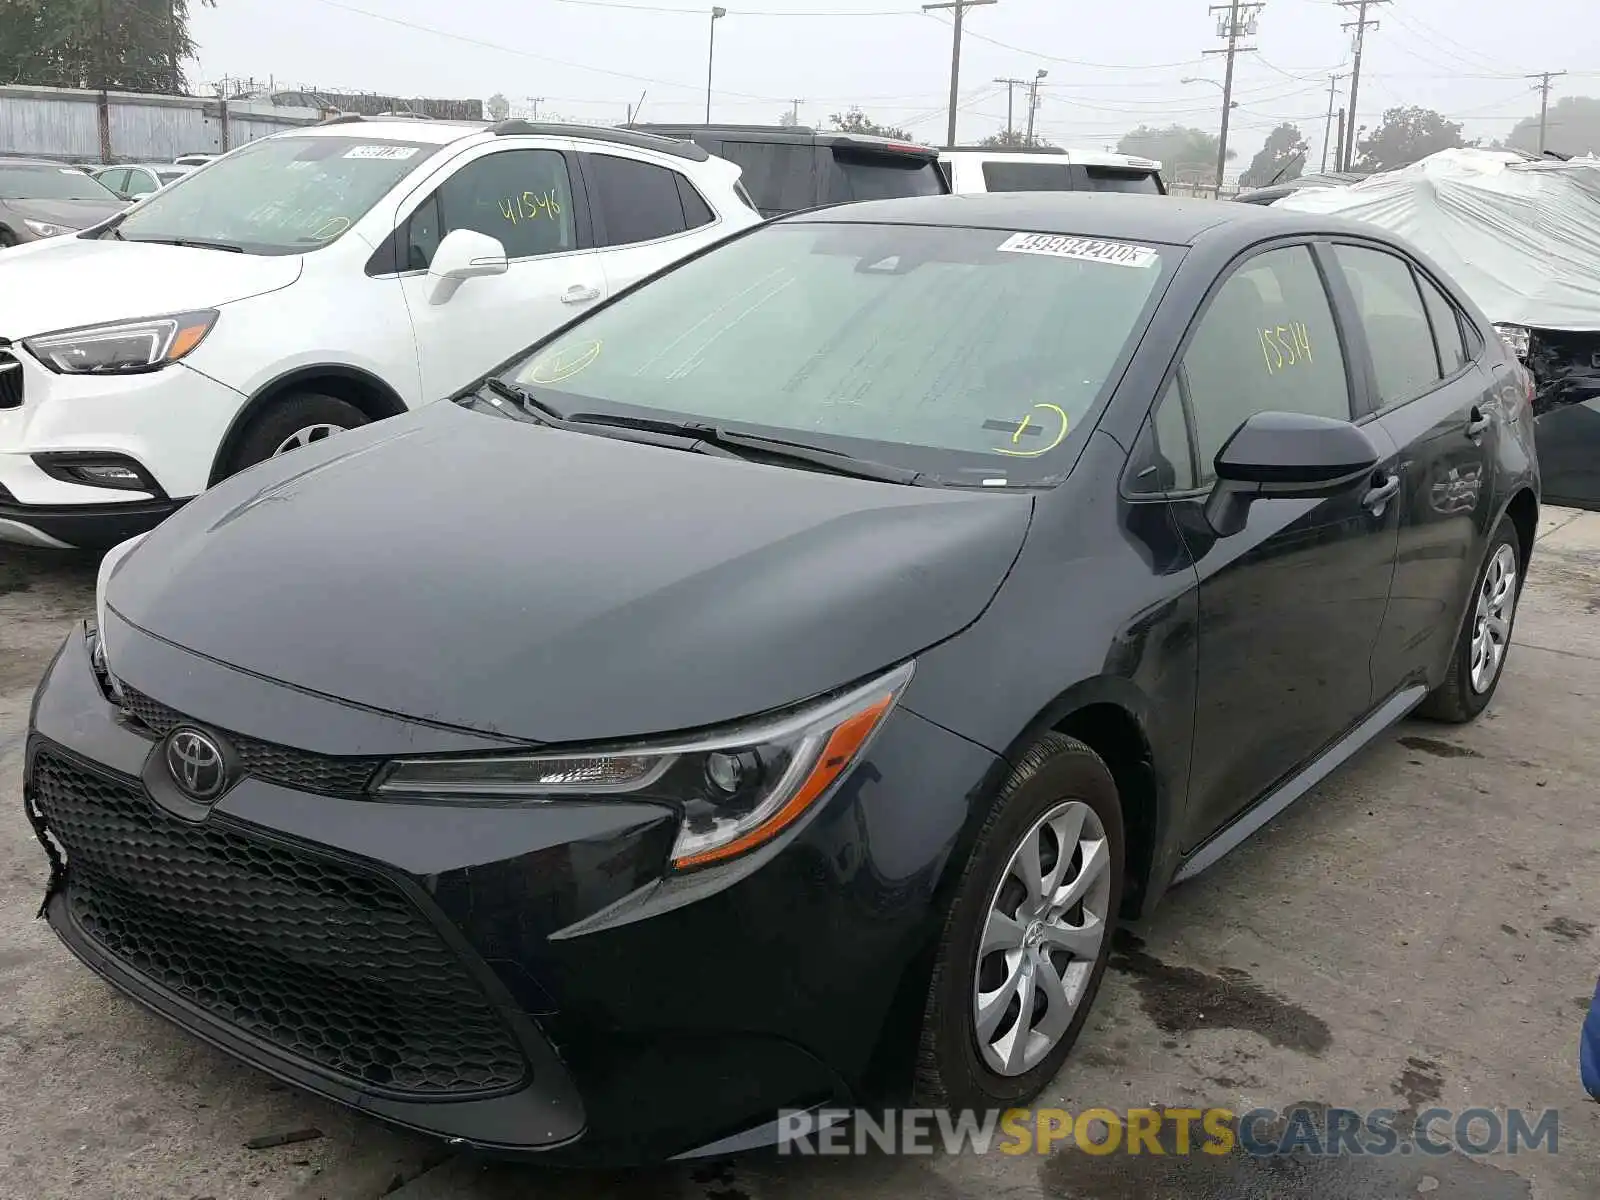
[376,661,915,872]
[25,310,218,375]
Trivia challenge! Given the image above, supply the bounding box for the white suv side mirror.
[427,229,508,305]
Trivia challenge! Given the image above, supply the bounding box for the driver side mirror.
[1203,410,1381,538]
[427,229,509,305]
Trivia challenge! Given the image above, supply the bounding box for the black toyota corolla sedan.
[25,194,1538,1164]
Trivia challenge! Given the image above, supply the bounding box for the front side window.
[0,164,120,201]
[1127,377,1198,494]
[1331,243,1442,407]
[124,170,158,198]
[506,222,1172,486]
[1417,273,1470,374]
[981,162,1075,193]
[94,169,129,196]
[111,135,436,254]
[585,153,692,246]
[1183,244,1351,482]
[431,149,576,261]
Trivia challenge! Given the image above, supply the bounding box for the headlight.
[376,661,915,872]
[94,531,150,684]
[22,218,75,238]
[1493,322,1531,361]
[24,310,218,375]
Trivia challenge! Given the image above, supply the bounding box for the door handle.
[1363,471,1401,514]
[1465,407,1491,439]
[561,284,600,304]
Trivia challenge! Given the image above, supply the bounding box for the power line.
[1336,0,1388,171]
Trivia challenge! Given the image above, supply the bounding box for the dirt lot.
[2,510,1597,1200]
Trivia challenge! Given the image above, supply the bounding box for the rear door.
[396,142,608,401]
[1324,240,1501,698]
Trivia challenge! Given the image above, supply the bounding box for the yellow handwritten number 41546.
[501,190,563,225]
[1260,322,1312,375]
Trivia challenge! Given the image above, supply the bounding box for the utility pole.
[789,98,803,125]
[924,0,998,148]
[1337,0,1388,172]
[1321,72,1346,172]
[705,7,726,123]
[529,97,545,120]
[1334,106,1346,175]
[994,76,1030,140]
[1527,71,1567,154]
[1203,0,1261,198]
[1025,68,1047,144]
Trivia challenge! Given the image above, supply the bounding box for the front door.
[397,145,608,402]
[1172,241,1402,850]
[1324,242,1502,699]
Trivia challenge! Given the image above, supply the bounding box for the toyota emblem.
[165,728,228,802]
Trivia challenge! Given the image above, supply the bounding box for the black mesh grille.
[118,686,383,796]
[31,748,529,1096]
[0,350,19,410]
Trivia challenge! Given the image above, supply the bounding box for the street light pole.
[1025,68,1047,145]
[705,7,726,124]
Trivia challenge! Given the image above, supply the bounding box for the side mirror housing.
[1203,410,1381,538]
[427,229,509,305]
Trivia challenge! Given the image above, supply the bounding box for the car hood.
[0,234,301,337]
[2,195,129,230]
[108,403,1033,744]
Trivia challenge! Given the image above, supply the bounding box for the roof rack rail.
[633,122,817,134]
[373,111,434,120]
[318,112,365,125]
[486,120,710,161]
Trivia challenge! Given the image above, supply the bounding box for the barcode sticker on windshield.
[997,232,1157,268]
[343,145,421,160]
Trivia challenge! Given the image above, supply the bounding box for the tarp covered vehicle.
[1276,149,1600,508]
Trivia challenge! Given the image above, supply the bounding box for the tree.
[1507,95,1600,158]
[828,106,911,141]
[1116,124,1232,179]
[1239,122,1308,188]
[0,0,217,94]
[777,108,799,128]
[486,92,510,121]
[979,129,1052,149]
[1353,106,1468,173]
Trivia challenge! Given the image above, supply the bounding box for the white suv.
[939,147,1165,196]
[0,117,760,549]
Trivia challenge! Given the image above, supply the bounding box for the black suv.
[628,123,948,217]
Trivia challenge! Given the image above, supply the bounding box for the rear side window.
[1082,167,1162,194]
[827,150,945,203]
[433,149,576,261]
[1417,273,1470,374]
[718,141,814,215]
[585,153,695,246]
[981,162,1075,192]
[1331,244,1442,407]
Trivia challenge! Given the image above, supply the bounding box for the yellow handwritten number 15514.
[1260,322,1312,374]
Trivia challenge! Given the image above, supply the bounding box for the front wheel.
[226,392,369,477]
[1417,515,1523,723]
[913,733,1124,1109]
[0,227,17,248]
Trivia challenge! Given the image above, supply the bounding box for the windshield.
[0,164,119,201]
[505,222,1172,485]
[112,135,437,254]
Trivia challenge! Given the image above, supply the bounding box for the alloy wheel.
[973,799,1112,1077]
[272,423,343,456]
[1469,543,1519,694]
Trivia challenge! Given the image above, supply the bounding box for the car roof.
[279,117,712,162]
[102,162,193,171]
[940,147,1163,171]
[785,191,1377,248]
[629,123,938,152]
[0,156,72,169]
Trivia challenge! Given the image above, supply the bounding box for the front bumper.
[24,623,999,1163]
[0,352,245,548]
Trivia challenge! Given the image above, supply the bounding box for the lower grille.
[0,349,19,410]
[31,747,529,1096]
[118,686,384,796]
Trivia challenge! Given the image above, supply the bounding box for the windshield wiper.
[122,236,244,253]
[564,411,924,485]
[479,377,574,425]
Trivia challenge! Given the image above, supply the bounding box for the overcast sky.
[187,0,1599,178]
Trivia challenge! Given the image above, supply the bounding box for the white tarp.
[1273,148,1600,332]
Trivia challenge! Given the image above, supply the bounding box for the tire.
[0,227,16,248]
[913,732,1125,1110]
[226,392,369,477]
[1416,515,1523,723]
